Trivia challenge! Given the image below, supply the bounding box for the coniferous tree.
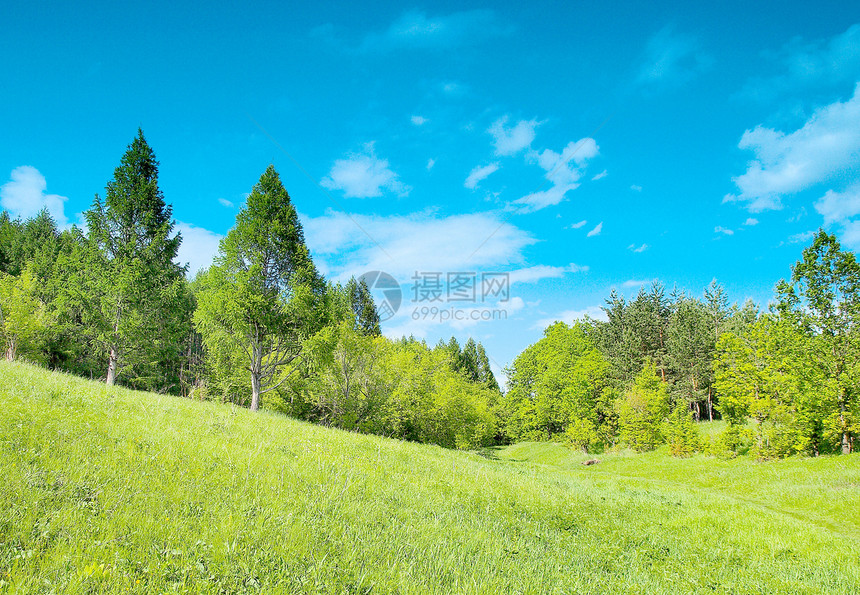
[347,277,381,336]
[0,211,13,274]
[476,343,500,392]
[194,165,325,411]
[598,290,642,386]
[667,297,712,420]
[84,130,187,387]
[462,338,481,382]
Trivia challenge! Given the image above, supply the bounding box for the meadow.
[1,361,858,594]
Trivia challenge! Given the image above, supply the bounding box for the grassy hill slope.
[1,361,858,594]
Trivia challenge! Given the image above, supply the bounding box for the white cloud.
[586,221,603,237]
[568,219,587,229]
[488,116,540,156]
[622,279,653,288]
[360,9,510,52]
[464,163,500,189]
[533,306,607,330]
[508,263,588,285]
[449,297,525,331]
[787,207,808,222]
[591,170,607,181]
[534,138,598,183]
[714,226,734,235]
[727,83,860,211]
[815,182,860,248]
[426,158,436,170]
[301,209,536,282]
[321,142,411,198]
[175,222,223,276]
[442,81,464,95]
[637,26,711,85]
[301,209,537,337]
[840,220,860,248]
[218,198,234,208]
[0,166,69,227]
[787,230,816,244]
[411,115,428,126]
[630,184,643,192]
[509,186,569,213]
[815,183,860,224]
[744,217,759,226]
[740,24,860,101]
[382,294,524,337]
[628,243,649,253]
[508,138,599,213]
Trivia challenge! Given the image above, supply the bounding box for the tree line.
[501,233,859,458]
[0,131,501,449]
[2,130,857,457]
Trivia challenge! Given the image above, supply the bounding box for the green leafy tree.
[664,401,701,457]
[45,227,105,376]
[296,321,386,430]
[0,211,15,274]
[502,322,611,445]
[462,338,481,383]
[84,130,187,387]
[0,268,49,361]
[194,165,325,411]
[2,209,60,278]
[715,315,834,458]
[616,361,670,452]
[777,230,860,454]
[628,282,671,381]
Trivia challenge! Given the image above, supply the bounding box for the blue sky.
[3,1,860,379]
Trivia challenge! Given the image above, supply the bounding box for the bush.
[706,423,754,459]
[616,362,670,452]
[664,403,700,457]
[564,418,598,453]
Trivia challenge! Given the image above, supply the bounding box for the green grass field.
[1,361,858,594]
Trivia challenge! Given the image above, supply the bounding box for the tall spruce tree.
[194,165,325,411]
[84,129,185,387]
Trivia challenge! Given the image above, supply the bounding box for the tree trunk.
[840,385,851,455]
[107,306,122,386]
[707,386,713,422]
[106,345,118,385]
[250,370,261,411]
[250,339,262,411]
[5,337,16,362]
